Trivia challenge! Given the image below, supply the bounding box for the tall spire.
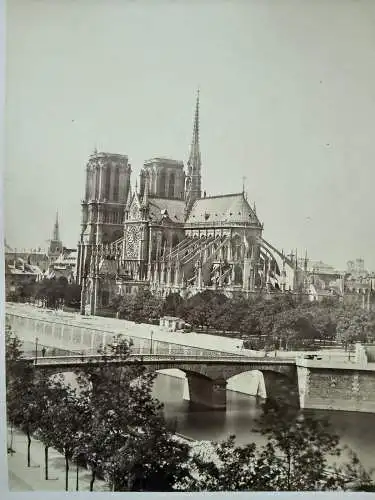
[185,89,202,217]
[53,211,60,241]
[190,88,200,158]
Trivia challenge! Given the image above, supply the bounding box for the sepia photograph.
[3,0,375,493]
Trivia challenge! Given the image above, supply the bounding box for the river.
[20,341,375,472]
[152,372,375,472]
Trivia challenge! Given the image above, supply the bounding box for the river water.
[152,373,375,472]
[20,341,375,472]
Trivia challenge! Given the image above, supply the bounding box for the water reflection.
[153,372,375,470]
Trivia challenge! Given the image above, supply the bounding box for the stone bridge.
[26,354,298,410]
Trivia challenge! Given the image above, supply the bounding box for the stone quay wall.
[6,310,235,359]
[296,353,375,413]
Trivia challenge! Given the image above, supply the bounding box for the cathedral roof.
[186,192,260,225]
[148,197,186,223]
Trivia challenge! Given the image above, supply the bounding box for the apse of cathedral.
[76,92,306,315]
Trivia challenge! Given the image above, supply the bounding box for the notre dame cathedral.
[77,92,305,315]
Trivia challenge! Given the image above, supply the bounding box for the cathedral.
[76,93,305,316]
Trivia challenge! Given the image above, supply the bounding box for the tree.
[110,290,163,323]
[140,291,164,323]
[180,291,228,329]
[109,419,191,491]
[42,382,90,491]
[183,436,260,491]
[212,298,247,333]
[336,305,375,349]
[7,363,45,467]
[35,375,76,481]
[5,321,23,381]
[162,293,184,317]
[74,335,155,490]
[75,335,191,492]
[256,399,374,491]
[6,324,42,465]
[5,322,24,453]
[33,277,69,309]
[64,282,81,309]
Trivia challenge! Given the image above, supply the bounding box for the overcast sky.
[4,0,375,270]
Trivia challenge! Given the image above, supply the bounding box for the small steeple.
[53,211,60,241]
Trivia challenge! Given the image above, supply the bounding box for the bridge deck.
[25,354,296,368]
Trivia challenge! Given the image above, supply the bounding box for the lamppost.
[150,330,154,354]
[35,336,39,364]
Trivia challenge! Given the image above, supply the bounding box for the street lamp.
[150,330,154,354]
[35,336,39,364]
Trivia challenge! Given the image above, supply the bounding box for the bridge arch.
[148,367,225,409]
[227,370,266,398]
[225,367,298,405]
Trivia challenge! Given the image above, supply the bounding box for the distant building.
[346,257,369,278]
[159,316,189,332]
[302,256,375,310]
[5,258,43,300]
[47,247,77,282]
[5,245,49,273]
[5,212,75,282]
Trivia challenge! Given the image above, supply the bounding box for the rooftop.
[186,192,260,225]
[149,197,186,223]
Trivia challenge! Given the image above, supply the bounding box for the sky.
[4,0,375,271]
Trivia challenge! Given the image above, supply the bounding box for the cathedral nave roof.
[185,192,260,225]
[148,197,186,223]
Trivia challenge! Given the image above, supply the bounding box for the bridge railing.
[25,353,295,367]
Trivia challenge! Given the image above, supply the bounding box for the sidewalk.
[7,428,109,492]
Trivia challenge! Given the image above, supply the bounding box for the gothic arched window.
[232,235,242,261]
[113,167,120,202]
[104,167,111,200]
[233,265,243,285]
[168,172,175,198]
[94,168,100,199]
[159,170,167,197]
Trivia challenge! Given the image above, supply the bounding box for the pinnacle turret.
[141,176,149,208]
